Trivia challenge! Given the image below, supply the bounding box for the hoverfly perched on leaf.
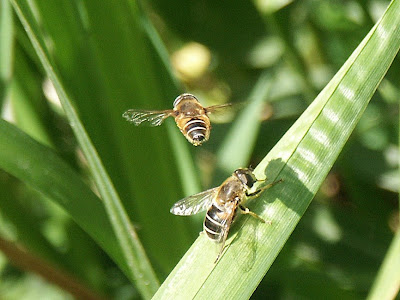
[122,93,233,146]
[170,168,282,263]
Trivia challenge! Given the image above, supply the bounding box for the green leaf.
[367,51,400,298]
[216,72,273,173]
[0,119,123,272]
[24,0,198,275]
[10,1,159,298]
[153,0,400,298]
[0,172,68,270]
[367,229,400,300]
[0,0,14,107]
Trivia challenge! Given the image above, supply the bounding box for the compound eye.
[244,174,255,188]
[235,169,257,188]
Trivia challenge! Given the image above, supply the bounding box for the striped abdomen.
[204,204,235,242]
[182,118,210,146]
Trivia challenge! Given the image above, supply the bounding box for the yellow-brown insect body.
[170,168,281,262]
[123,93,233,146]
[173,94,211,146]
[204,177,244,242]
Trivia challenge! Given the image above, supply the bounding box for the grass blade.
[367,82,400,299]
[0,119,123,270]
[153,1,400,298]
[367,229,400,300]
[10,1,159,298]
[0,0,14,106]
[216,72,273,173]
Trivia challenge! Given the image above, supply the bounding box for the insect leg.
[238,205,271,224]
[246,178,283,198]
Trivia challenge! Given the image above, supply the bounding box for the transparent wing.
[213,207,236,262]
[204,103,235,114]
[218,210,235,242]
[122,109,174,127]
[170,187,218,216]
[205,103,245,124]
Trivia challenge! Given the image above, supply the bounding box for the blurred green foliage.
[0,0,398,299]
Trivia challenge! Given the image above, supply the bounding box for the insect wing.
[213,205,237,263]
[204,103,234,115]
[205,103,245,124]
[219,204,237,235]
[122,109,174,127]
[170,187,218,216]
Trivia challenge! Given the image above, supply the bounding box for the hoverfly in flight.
[170,168,282,263]
[122,93,232,146]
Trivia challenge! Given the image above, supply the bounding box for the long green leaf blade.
[154,0,400,298]
[216,72,272,173]
[0,119,122,271]
[10,1,159,298]
[0,0,14,106]
[367,229,400,300]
